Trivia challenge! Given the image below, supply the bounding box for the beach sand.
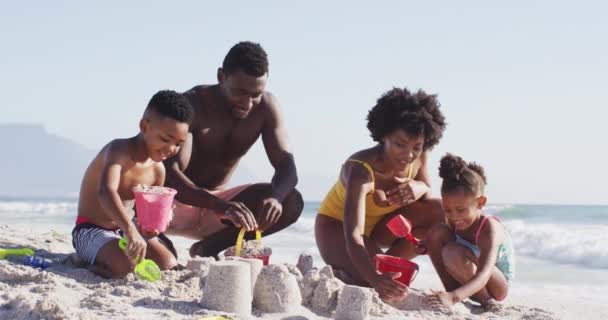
[0,224,585,319]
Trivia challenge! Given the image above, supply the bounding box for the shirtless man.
[164,41,303,258]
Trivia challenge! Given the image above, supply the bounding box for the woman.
[315,87,446,300]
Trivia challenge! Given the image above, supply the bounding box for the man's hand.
[223,201,258,231]
[258,197,283,231]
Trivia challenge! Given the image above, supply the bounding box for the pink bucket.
[133,187,177,233]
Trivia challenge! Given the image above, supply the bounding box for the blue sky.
[1,1,606,204]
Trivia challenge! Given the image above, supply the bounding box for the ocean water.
[2,198,608,289]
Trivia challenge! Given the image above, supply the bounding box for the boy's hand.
[222,201,258,231]
[125,228,147,263]
[136,222,160,238]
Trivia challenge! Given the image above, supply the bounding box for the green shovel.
[118,237,161,282]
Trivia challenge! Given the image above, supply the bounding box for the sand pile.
[0,225,562,320]
[224,240,272,259]
[133,185,174,194]
[253,264,302,313]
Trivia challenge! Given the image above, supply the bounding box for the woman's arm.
[386,152,431,205]
[342,162,407,299]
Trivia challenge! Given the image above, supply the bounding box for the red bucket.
[374,254,419,286]
[255,254,270,266]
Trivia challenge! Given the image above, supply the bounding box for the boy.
[72,90,193,278]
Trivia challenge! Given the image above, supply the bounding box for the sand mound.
[253,264,302,313]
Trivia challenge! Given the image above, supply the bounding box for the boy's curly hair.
[439,153,487,196]
[222,41,269,77]
[366,87,446,150]
[146,90,194,125]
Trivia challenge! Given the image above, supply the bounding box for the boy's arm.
[450,219,504,303]
[98,142,146,262]
[259,93,298,230]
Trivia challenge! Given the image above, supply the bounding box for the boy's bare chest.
[117,166,157,199]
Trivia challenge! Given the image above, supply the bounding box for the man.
[164,41,303,258]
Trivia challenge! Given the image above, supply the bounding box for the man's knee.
[282,189,304,225]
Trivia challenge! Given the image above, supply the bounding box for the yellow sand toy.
[234,228,270,265]
[118,237,162,282]
[0,247,35,259]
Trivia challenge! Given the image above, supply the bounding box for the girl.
[427,154,515,308]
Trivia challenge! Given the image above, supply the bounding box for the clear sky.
[1,1,606,204]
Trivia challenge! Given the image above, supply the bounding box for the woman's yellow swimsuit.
[318,159,414,236]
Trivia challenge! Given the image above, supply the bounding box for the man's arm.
[261,93,298,202]
[163,132,227,212]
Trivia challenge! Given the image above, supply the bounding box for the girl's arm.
[450,219,505,303]
[342,162,407,299]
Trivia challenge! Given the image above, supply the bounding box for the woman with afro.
[315,87,447,300]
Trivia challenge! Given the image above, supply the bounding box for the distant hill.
[0,123,265,199]
[0,124,95,198]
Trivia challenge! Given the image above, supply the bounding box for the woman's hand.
[371,272,408,301]
[386,177,429,206]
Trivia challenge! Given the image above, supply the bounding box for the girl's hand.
[426,290,456,310]
[371,272,408,301]
[386,177,429,206]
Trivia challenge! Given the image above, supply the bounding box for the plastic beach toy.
[386,215,427,254]
[374,254,419,286]
[132,186,177,233]
[118,237,161,282]
[235,228,270,265]
[0,247,35,259]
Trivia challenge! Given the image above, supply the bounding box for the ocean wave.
[505,220,608,269]
[0,201,76,215]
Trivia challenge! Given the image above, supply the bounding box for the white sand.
[0,224,579,319]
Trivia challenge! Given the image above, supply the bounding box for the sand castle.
[335,285,373,320]
[253,264,302,313]
[201,260,252,316]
